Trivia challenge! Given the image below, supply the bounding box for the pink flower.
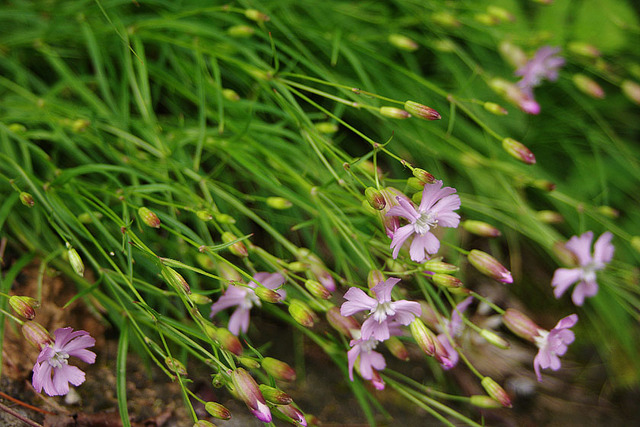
[347,335,387,388]
[533,314,578,381]
[32,327,96,396]
[551,231,614,306]
[436,297,474,370]
[340,277,421,341]
[515,46,565,91]
[386,181,461,262]
[210,272,285,335]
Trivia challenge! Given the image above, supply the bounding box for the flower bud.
[227,25,254,38]
[196,210,213,221]
[462,220,501,238]
[19,192,35,207]
[365,187,386,210]
[262,357,297,382]
[304,279,331,300]
[259,385,293,405]
[502,138,536,165]
[296,249,336,292]
[631,236,640,254]
[621,80,640,105]
[531,179,556,191]
[287,261,306,272]
[498,41,527,68]
[536,210,564,224]
[165,357,187,376]
[412,168,436,184]
[222,88,240,101]
[9,296,40,320]
[276,404,307,426]
[22,321,53,350]
[572,74,605,99]
[214,213,236,224]
[230,368,272,423]
[483,102,508,115]
[474,13,499,26]
[479,329,510,349]
[410,319,436,356]
[432,11,461,28]
[288,299,317,328]
[205,401,231,420]
[209,326,243,355]
[388,34,419,51]
[188,293,212,305]
[385,336,409,361]
[406,177,424,191]
[326,307,360,338]
[221,232,248,257]
[245,9,270,22]
[266,196,293,210]
[422,259,459,274]
[314,121,339,134]
[481,377,512,408]
[487,6,514,22]
[502,309,541,342]
[419,301,439,327]
[467,250,513,284]
[597,205,619,218]
[567,41,600,58]
[379,106,411,119]
[431,273,463,288]
[162,267,190,294]
[138,207,161,228]
[238,357,261,369]
[254,286,282,303]
[404,100,441,120]
[193,420,216,427]
[469,395,503,409]
[552,241,579,267]
[367,269,386,289]
[66,243,85,277]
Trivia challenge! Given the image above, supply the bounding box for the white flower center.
[534,330,548,350]
[414,211,437,235]
[49,349,70,369]
[581,261,603,283]
[242,288,261,309]
[359,337,379,353]
[371,301,395,323]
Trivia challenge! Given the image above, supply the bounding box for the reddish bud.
[9,295,40,320]
[138,207,161,228]
[431,273,463,288]
[367,269,386,289]
[326,306,360,338]
[19,192,35,207]
[467,250,513,284]
[412,168,436,184]
[304,279,331,300]
[481,377,512,408]
[22,321,53,350]
[221,232,249,257]
[503,309,541,342]
[404,100,441,120]
[462,220,501,238]
[365,187,386,210]
[276,404,308,426]
[165,357,187,376]
[572,74,605,99]
[259,384,293,405]
[385,336,409,361]
[288,299,317,328]
[205,401,231,420]
[262,357,297,382]
[409,318,436,356]
[502,138,536,165]
[230,368,272,423]
[388,34,419,51]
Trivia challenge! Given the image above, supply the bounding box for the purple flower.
[341,277,421,341]
[347,336,387,387]
[515,46,565,92]
[32,327,96,396]
[210,272,285,335]
[436,297,473,370]
[533,314,578,381]
[386,181,461,262]
[551,231,614,306]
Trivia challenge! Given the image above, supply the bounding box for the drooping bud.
[536,210,564,224]
[379,106,411,120]
[288,299,317,328]
[66,243,85,277]
[621,80,640,105]
[326,306,360,338]
[138,207,161,228]
[164,357,187,376]
[462,220,502,238]
[367,269,386,289]
[222,88,240,101]
[467,250,513,284]
[9,296,40,320]
[404,100,441,120]
[567,41,600,58]
[388,34,419,51]
[19,192,35,207]
[502,138,536,165]
[483,102,508,115]
[205,401,231,420]
[572,74,605,99]
[431,273,463,288]
[469,395,503,409]
[259,385,293,405]
[266,196,293,210]
[230,368,272,423]
[365,187,386,210]
[412,168,436,184]
[22,321,53,350]
[481,377,512,408]
[502,309,541,342]
[410,319,436,356]
[422,259,459,274]
[207,326,243,355]
[244,9,270,22]
[221,232,249,257]
[304,279,331,299]
[262,357,297,382]
[479,329,510,349]
[162,267,191,294]
[385,336,409,361]
[227,25,255,38]
[276,404,308,426]
[188,293,212,305]
[254,286,282,303]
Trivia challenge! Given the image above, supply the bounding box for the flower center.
[359,337,379,353]
[414,211,437,235]
[49,349,70,369]
[581,261,603,283]
[242,288,261,309]
[371,301,396,323]
[533,330,548,350]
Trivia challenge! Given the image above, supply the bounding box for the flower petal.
[593,232,614,264]
[551,268,581,298]
[565,232,594,266]
[341,287,376,316]
[390,224,415,259]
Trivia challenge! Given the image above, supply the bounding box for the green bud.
[568,41,600,58]
[536,210,564,224]
[621,80,640,105]
[193,420,217,427]
[205,401,231,420]
[222,88,240,101]
[487,6,514,22]
[432,11,460,28]
[412,168,436,184]
[259,385,293,405]
[238,357,261,369]
[138,207,161,228]
[469,395,503,409]
[388,34,419,51]
[188,293,212,305]
[431,273,463,288]
[254,286,282,303]
[502,137,536,165]
[196,210,213,221]
[423,259,459,274]
[262,357,297,382]
[483,102,508,115]
[304,279,331,299]
[481,377,512,408]
[314,121,339,134]
[379,106,411,119]
[162,267,191,294]
[221,232,248,257]
[66,243,85,277]
[288,299,317,328]
[631,236,640,254]
[503,309,541,342]
[326,306,360,338]
[9,295,40,320]
[409,318,436,356]
[365,187,386,210]
[462,220,501,238]
[385,336,409,361]
[572,74,605,99]
[404,100,441,120]
[22,321,53,350]
[165,357,187,376]
[245,9,270,22]
[479,329,510,349]
[19,192,35,207]
[227,25,255,38]
[266,196,293,210]
[596,205,619,218]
